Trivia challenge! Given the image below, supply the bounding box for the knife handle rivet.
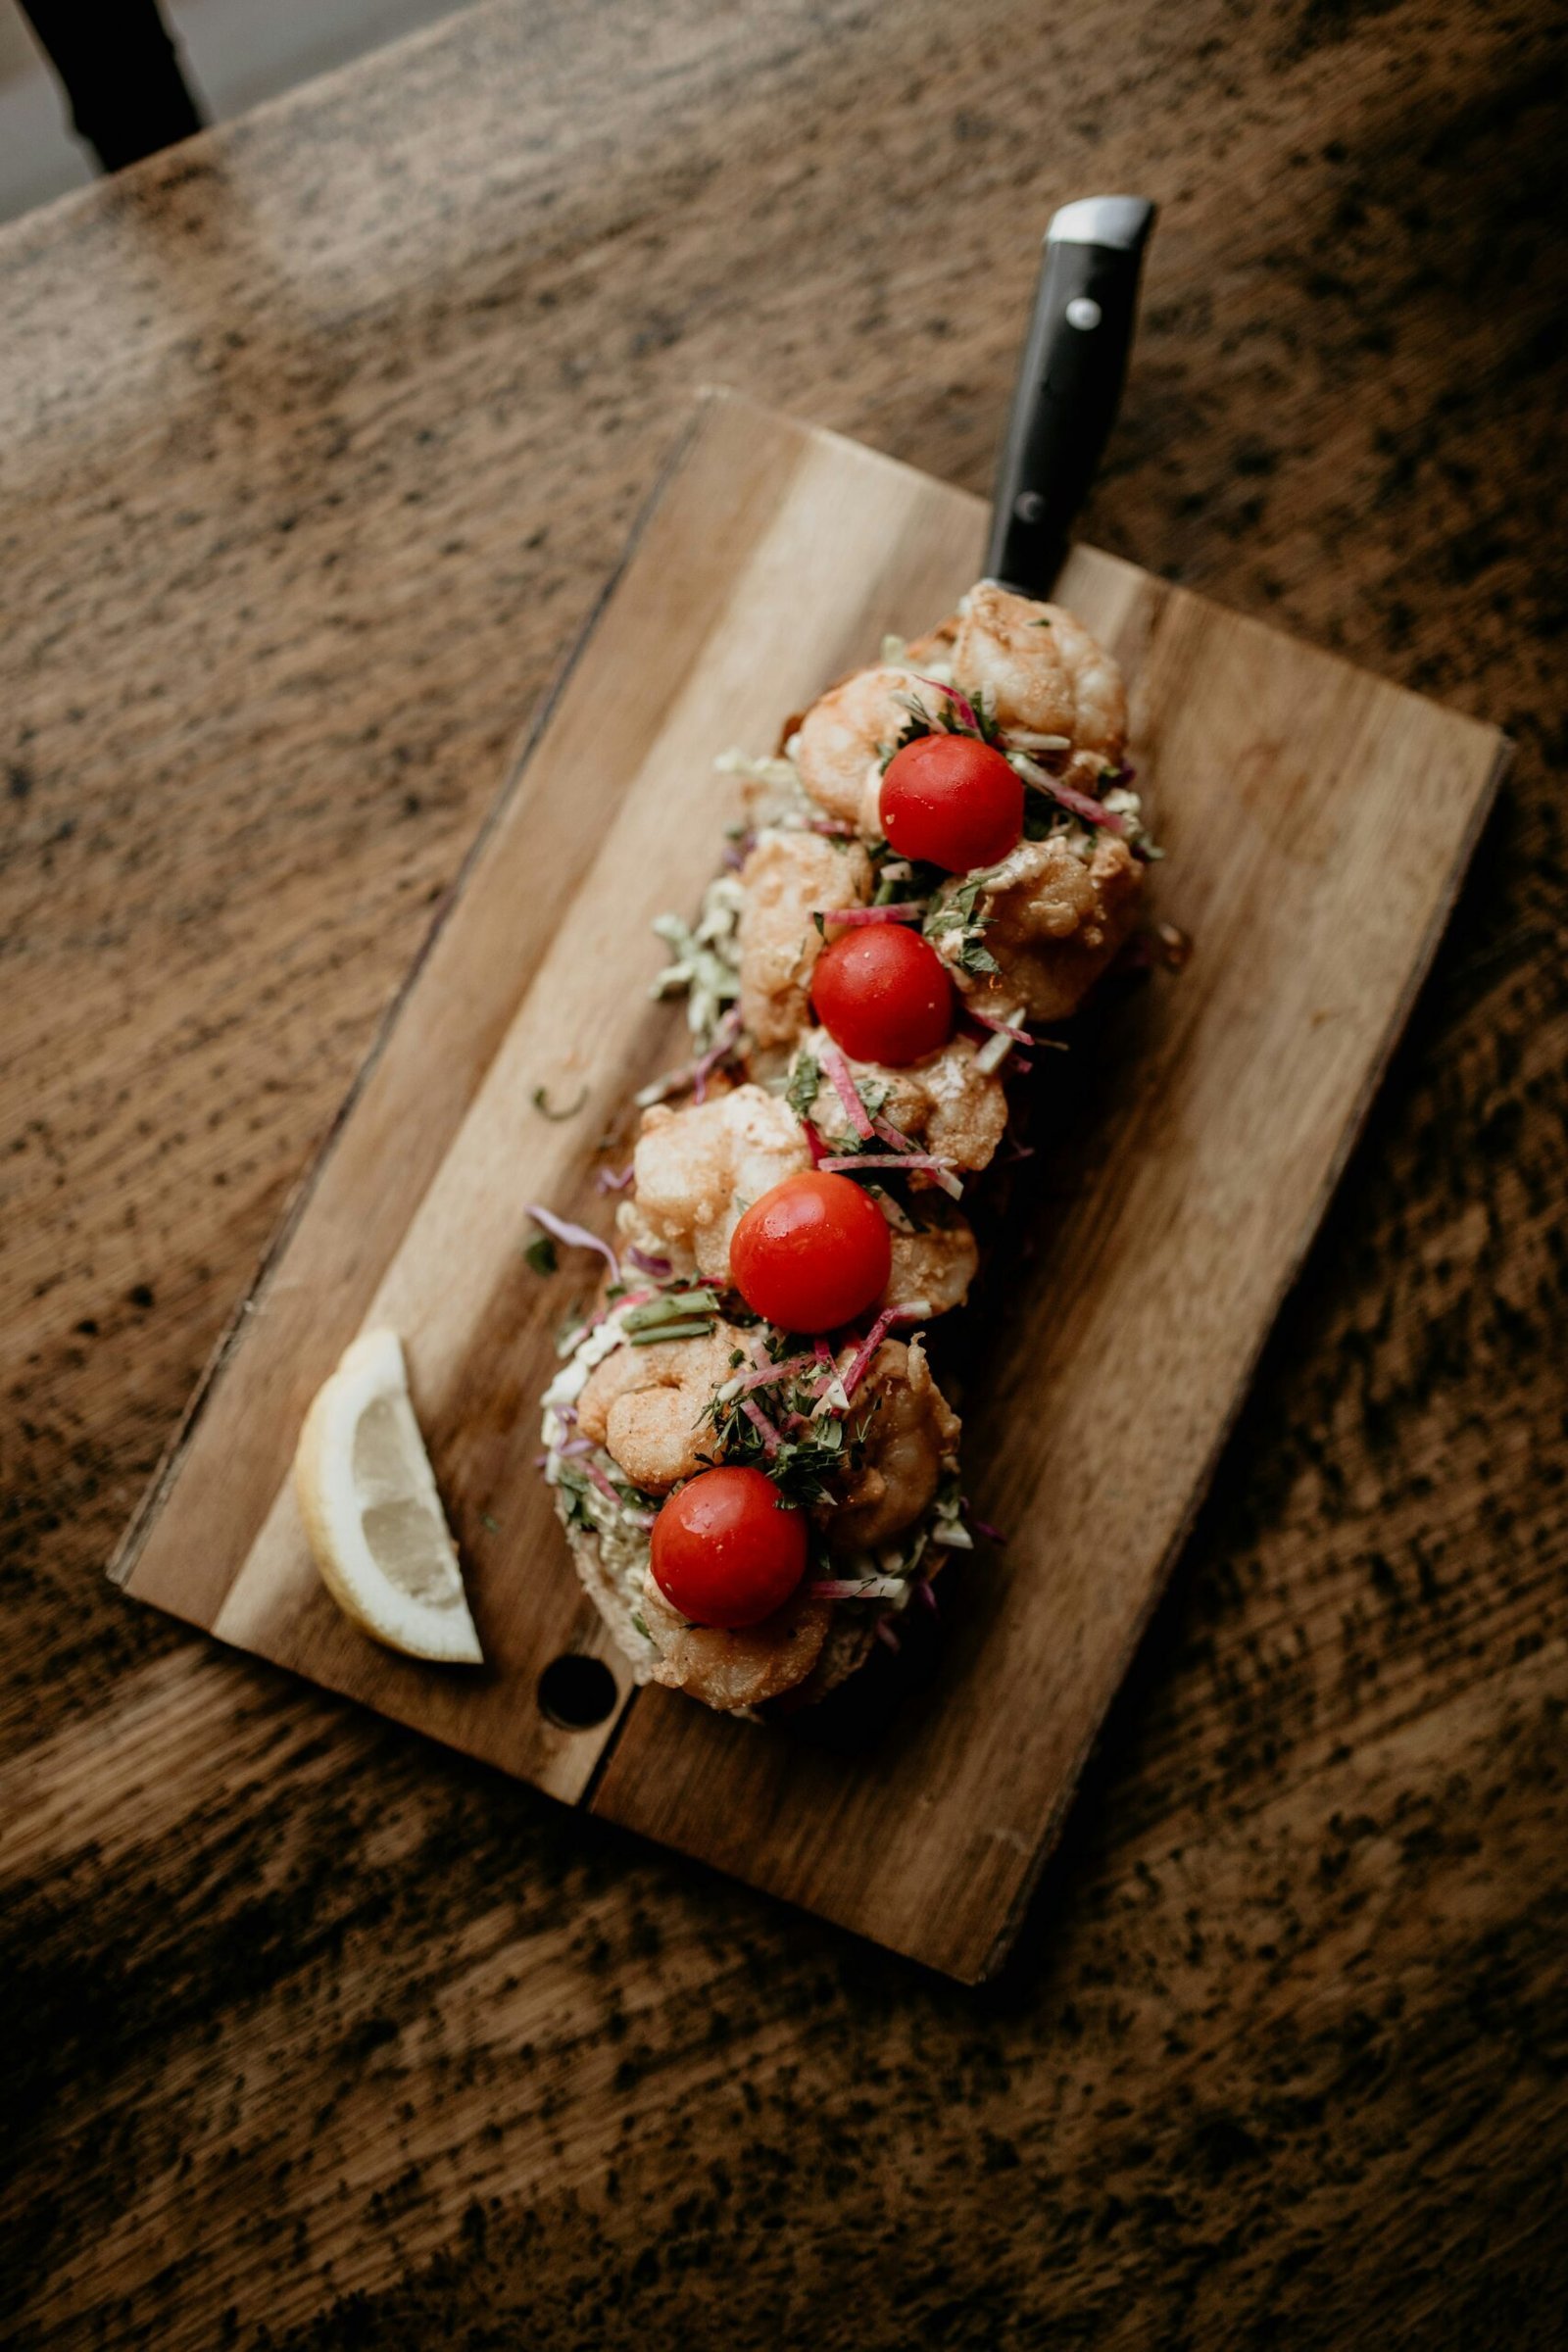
[1012,490,1048,524]
[1065,296,1102,330]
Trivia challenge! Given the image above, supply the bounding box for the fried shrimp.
[952,582,1127,793]
[884,1207,979,1314]
[792,666,942,833]
[576,1321,745,1494]
[738,829,874,1051]
[639,1573,832,1712]
[618,1084,811,1284]
[822,1337,961,1556]
[936,833,1142,1024]
[798,1025,1009,1175]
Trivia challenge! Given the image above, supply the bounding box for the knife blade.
[984,194,1156,598]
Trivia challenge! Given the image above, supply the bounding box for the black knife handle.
[984,195,1156,596]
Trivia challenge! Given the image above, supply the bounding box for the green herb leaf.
[628,1317,716,1346]
[622,1289,719,1332]
[786,1050,821,1121]
[532,1084,588,1122]
[524,1234,559,1276]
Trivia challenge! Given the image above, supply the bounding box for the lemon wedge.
[294,1329,483,1663]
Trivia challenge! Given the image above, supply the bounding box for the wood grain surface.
[113,389,1503,1980]
[2,0,1564,2342]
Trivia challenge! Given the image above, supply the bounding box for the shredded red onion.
[909,674,980,734]
[809,1575,908,1600]
[819,1040,873,1140]
[740,1397,781,1455]
[584,1458,624,1506]
[637,1004,742,1110]
[691,1004,743,1106]
[869,1115,917,1153]
[807,815,859,837]
[834,1299,927,1399]
[731,1349,820,1395]
[967,1005,1032,1044]
[875,1617,902,1652]
[595,1164,634,1193]
[1049,777,1126,833]
[914,1577,939,1614]
[839,1307,897,1399]
[526,1202,619,1285]
[971,1516,1007,1544]
[819,1152,962,1200]
[814,904,926,927]
[802,1117,827,1167]
[626,1245,672,1278]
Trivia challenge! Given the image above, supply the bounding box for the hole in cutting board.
[537,1653,618,1730]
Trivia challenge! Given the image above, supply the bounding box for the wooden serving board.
[111,389,1506,1982]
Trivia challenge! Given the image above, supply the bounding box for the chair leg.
[19,0,205,173]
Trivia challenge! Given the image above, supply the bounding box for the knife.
[984,194,1156,598]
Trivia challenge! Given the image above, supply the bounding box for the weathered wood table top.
[2,2,1563,2343]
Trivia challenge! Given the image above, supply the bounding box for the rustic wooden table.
[3,2,1563,2344]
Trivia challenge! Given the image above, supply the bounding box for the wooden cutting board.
[111,388,1506,1983]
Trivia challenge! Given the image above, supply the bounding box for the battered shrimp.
[576,1321,745,1494]
[798,1026,1009,1175]
[791,667,942,833]
[885,1206,979,1314]
[935,833,1143,1024]
[823,1337,961,1556]
[738,830,873,1051]
[952,583,1127,793]
[639,1573,832,1712]
[618,1084,811,1283]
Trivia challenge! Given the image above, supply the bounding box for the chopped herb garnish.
[480,1512,500,1534]
[523,1234,559,1276]
[883,682,1004,763]
[532,1083,589,1122]
[698,1349,883,1508]
[924,875,1001,978]
[786,1050,821,1121]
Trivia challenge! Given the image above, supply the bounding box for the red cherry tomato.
[809,922,954,1066]
[730,1171,891,1333]
[880,733,1023,871]
[650,1466,808,1629]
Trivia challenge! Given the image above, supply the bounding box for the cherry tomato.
[650,1465,808,1628]
[810,921,954,1066]
[880,732,1023,871]
[730,1171,891,1333]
